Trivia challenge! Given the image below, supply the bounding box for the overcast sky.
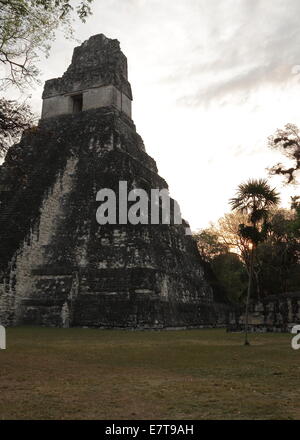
[8,0,300,230]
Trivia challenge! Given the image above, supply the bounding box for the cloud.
[4,0,299,227]
[152,0,300,107]
[177,63,297,107]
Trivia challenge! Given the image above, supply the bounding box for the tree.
[216,212,251,267]
[0,0,94,89]
[0,97,35,156]
[268,123,300,184]
[254,207,300,296]
[230,178,280,345]
[194,226,247,305]
[194,227,227,262]
[211,253,247,304]
[0,1,94,156]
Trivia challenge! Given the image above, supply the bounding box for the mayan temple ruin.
[0,34,220,328]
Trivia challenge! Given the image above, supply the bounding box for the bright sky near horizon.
[5,0,300,231]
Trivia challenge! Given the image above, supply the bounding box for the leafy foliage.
[196,202,299,305]
[0,0,94,89]
[194,228,227,262]
[268,123,300,184]
[254,207,300,295]
[0,97,35,156]
[0,1,95,158]
[230,178,280,247]
[211,253,247,304]
[194,224,248,304]
[230,179,280,223]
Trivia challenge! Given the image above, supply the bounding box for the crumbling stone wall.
[234,292,300,332]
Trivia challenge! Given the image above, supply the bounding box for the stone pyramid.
[0,34,216,328]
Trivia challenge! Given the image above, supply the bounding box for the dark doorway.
[71,94,83,113]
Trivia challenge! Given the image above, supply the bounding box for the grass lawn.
[0,327,299,420]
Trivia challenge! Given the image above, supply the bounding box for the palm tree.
[230,178,280,345]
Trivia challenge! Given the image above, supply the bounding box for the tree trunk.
[244,246,254,345]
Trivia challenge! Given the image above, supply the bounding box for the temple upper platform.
[41,34,132,119]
